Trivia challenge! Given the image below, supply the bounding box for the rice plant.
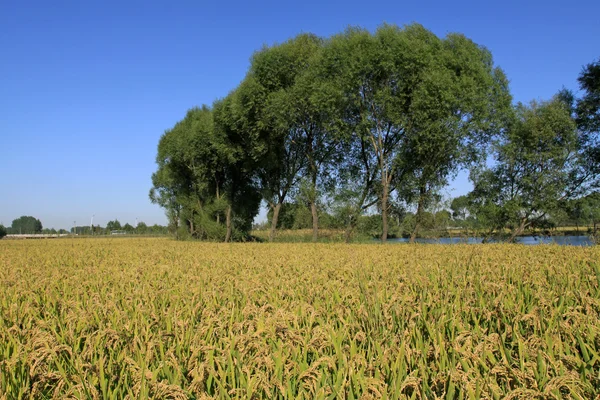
[0,238,598,399]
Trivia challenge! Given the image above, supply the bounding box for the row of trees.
[261,189,600,240]
[150,23,599,242]
[3,216,43,235]
[259,199,453,238]
[76,220,169,235]
[0,216,169,237]
[461,61,600,240]
[450,192,600,237]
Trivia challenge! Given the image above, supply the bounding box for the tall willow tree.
[234,33,338,242]
[270,35,341,242]
[150,106,259,241]
[318,26,405,242]
[318,24,510,241]
[394,32,511,242]
[211,74,296,243]
[573,58,600,193]
[212,88,264,241]
[150,108,202,238]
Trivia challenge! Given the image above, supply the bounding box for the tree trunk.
[409,224,418,244]
[344,211,359,243]
[482,228,495,244]
[311,201,318,242]
[269,203,282,242]
[225,205,232,243]
[507,217,528,243]
[381,184,389,242]
[216,186,221,225]
[173,210,180,240]
[346,180,374,243]
[345,226,353,243]
[409,187,426,244]
[308,142,319,243]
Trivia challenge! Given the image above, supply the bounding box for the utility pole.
[90,214,95,236]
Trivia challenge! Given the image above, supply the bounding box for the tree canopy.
[149,25,599,242]
[468,97,579,241]
[573,58,600,193]
[10,216,42,234]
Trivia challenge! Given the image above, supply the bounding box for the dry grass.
[1,238,599,399]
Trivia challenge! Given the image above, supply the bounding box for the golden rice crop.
[0,238,599,399]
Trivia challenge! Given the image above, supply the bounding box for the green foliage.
[317,23,511,240]
[356,214,385,238]
[434,210,452,229]
[150,105,261,241]
[573,58,600,193]
[136,222,148,234]
[149,30,599,242]
[231,34,336,240]
[450,195,470,221]
[576,58,600,134]
[106,220,122,231]
[469,97,579,240]
[0,225,6,239]
[267,202,310,230]
[10,216,42,234]
[563,192,600,232]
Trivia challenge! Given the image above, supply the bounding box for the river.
[385,235,596,246]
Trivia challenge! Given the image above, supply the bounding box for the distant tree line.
[4,216,43,235]
[449,192,600,240]
[0,216,169,237]
[74,220,169,235]
[150,23,600,242]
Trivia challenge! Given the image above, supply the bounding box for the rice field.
[0,238,599,399]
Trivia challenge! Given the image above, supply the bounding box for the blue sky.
[1,0,598,229]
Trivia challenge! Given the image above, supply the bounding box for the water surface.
[386,235,595,246]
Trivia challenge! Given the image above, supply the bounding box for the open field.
[1,238,599,399]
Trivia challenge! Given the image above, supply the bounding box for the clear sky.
[1,0,598,230]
